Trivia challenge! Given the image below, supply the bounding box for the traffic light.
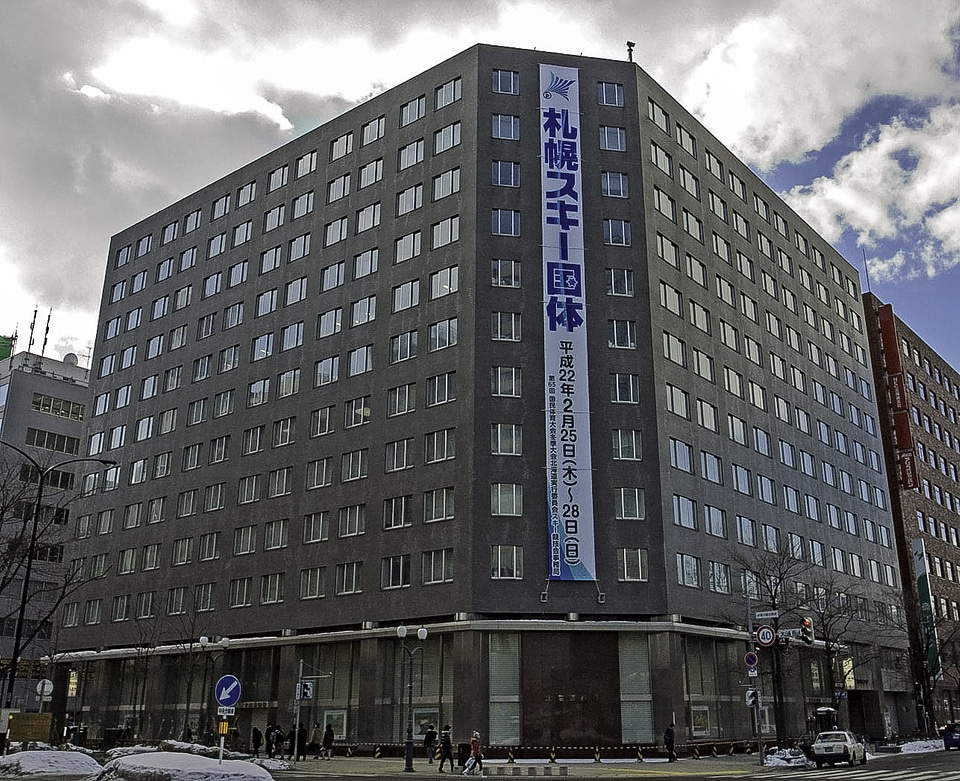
[801,617,815,645]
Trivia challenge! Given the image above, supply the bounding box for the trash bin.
[457,742,470,767]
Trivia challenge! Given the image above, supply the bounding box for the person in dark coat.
[423,723,438,764]
[296,722,308,761]
[437,724,454,772]
[251,726,263,758]
[664,723,676,761]
[322,722,335,760]
[265,723,275,758]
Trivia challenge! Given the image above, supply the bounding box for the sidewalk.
[272,752,769,778]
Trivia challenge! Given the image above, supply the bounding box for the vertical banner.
[911,539,942,681]
[540,64,596,581]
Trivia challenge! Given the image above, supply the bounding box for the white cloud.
[785,103,960,279]
[682,0,960,169]
[79,84,110,99]
[88,1,610,129]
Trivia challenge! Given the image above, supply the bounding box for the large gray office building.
[58,44,910,749]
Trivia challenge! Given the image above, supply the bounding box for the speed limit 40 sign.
[756,625,777,647]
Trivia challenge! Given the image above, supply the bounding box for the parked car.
[943,722,960,750]
[809,730,867,767]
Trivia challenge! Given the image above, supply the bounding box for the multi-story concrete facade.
[58,44,909,749]
[864,293,960,728]
[0,351,89,711]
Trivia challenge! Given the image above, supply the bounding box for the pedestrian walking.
[322,722,335,760]
[296,722,308,761]
[286,725,296,760]
[251,725,262,758]
[664,722,676,762]
[437,724,455,773]
[310,721,324,759]
[423,723,438,764]
[462,730,483,776]
[265,723,275,759]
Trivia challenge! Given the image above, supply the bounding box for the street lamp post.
[397,625,427,772]
[0,441,116,712]
[198,635,230,746]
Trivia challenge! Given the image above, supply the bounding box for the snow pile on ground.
[0,749,101,776]
[900,739,945,753]
[106,742,250,761]
[91,752,272,781]
[246,758,288,772]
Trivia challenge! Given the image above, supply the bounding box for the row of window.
[112,72,474,272]
[646,95,860,303]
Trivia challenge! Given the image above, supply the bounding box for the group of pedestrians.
[423,724,481,775]
[249,721,334,761]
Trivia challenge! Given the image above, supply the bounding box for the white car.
[810,731,867,767]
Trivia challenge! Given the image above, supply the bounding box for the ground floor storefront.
[52,619,911,751]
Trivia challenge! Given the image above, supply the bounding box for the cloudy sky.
[1,0,959,365]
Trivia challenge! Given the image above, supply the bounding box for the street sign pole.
[213,675,242,765]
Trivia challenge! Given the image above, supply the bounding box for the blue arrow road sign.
[215,674,241,707]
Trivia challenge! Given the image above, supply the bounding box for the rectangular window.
[426,372,456,406]
[355,202,380,233]
[432,216,459,248]
[647,98,669,133]
[491,545,523,579]
[599,125,626,151]
[381,555,411,590]
[397,184,423,216]
[491,366,521,397]
[598,81,624,106]
[492,160,520,187]
[390,330,418,364]
[618,549,648,582]
[424,428,456,463]
[435,76,461,109]
[327,173,350,203]
[492,209,520,236]
[492,114,520,140]
[424,487,455,522]
[399,94,426,126]
[604,219,631,246]
[491,311,521,341]
[330,132,353,161]
[433,167,461,200]
[492,69,519,94]
[296,149,317,178]
[358,158,383,189]
[616,488,645,521]
[385,438,415,472]
[434,121,461,154]
[398,139,424,170]
[601,171,628,198]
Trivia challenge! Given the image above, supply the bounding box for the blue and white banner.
[540,64,596,581]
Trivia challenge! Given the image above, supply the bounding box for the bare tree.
[0,453,90,702]
[726,541,902,743]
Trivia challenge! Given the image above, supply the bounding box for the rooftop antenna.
[862,247,872,293]
[626,41,636,62]
[40,308,51,357]
[27,306,37,354]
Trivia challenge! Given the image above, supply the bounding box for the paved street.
[268,749,951,780]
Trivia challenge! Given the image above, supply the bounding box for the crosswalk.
[711,767,947,781]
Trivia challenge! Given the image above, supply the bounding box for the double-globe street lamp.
[0,440,116,711]
[397,625,427,772]
[198,635,231,745]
